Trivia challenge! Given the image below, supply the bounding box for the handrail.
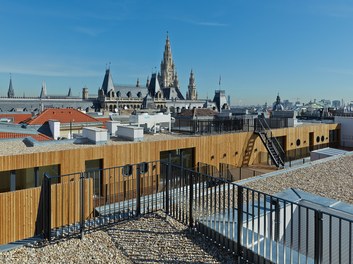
[256,118,285,166]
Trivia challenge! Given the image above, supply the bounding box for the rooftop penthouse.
[0,114,351,263]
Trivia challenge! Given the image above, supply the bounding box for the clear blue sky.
[1,0,353,105]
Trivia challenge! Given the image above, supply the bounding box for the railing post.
[80,172,85,239]
[314,210,323,264]
[43,173,51,241]
[166,155,172,215]
[188,170,194,228]
[237,185,244,261]
[136,165,141,217]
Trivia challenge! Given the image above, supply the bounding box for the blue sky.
[1,0,353,105]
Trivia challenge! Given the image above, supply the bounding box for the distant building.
[332,100,341,108]
[97,34,218,114]
[272,93,284,111]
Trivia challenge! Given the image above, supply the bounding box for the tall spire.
[187,69,197,100]
[8,74,14,98]
[159,33,177,88]
[40,81,47,98]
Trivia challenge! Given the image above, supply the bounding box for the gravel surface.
[0,133,187,156]
[243,154,353,204]
[0,211,237,264]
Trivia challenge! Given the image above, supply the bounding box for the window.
[16,168,35,191]
[0,170,11,193]
[0,164,60,193]
[37,165,60,185]
[296,139,301,146]
[85,159,103,197]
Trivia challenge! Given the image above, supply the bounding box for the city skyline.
[1,1,353,105]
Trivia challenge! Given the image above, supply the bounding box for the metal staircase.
[255,118,285,168]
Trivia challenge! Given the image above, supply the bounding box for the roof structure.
[0,113,32,124]
[0,132,51,141]
[178,108,217,117]
[25,108,101,125]
[101,68,115,95]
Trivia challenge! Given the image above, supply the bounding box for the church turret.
[173,72,179,88]
[8,75,15,98]
[187,69,197,100]
[146,76,150,87]
[136,78,140,87]
[82,87,89,99]
[68,87,72,97]
[39,81,47,98]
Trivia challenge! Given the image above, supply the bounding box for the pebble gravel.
[0,211,237,264]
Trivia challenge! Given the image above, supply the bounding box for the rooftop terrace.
[0,211,236,263]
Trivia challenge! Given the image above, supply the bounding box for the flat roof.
[0,132,184,156]
[243,152,353,205]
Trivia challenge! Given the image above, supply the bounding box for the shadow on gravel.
[106,212,237,264]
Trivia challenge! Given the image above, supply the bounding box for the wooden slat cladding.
[0,188,42,245]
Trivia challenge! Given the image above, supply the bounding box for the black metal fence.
[172,118,253,134]
[43,161,163,241]
[42,161,353,263]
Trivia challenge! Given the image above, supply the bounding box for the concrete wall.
[116,125,144,141]
[82,127,108,144]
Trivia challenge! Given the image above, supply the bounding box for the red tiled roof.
[0,113,32,124]
[26,108,101,125]
[0,132,52,141]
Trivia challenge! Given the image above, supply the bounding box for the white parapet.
[116,125,144,141]
[129,112,171,132]
[82,127,108,144]
[106,121,120,136]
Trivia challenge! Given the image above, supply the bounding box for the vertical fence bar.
[314,210,323,264]
[188,171,194,227]
[166,162,170,215]
[237,185,244,261]
[136,165,141,217]
[44,173,52,241]
[80,172,85,239]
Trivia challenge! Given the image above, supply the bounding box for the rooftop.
[242,152,353,204]
[0,211,236,263]
[25,108,101,125]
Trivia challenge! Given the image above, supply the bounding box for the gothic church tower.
[159,33,177,88]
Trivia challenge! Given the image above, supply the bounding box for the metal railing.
[255,118,286,167]
[43,161,163,241]
[165,163,353,263]
[172,118,252,134]
[42,161,353,263]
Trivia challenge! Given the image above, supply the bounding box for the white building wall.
[335,116,353,147]
[82,127,108,144]
[48,120,60,140]
[116,125,143,141]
